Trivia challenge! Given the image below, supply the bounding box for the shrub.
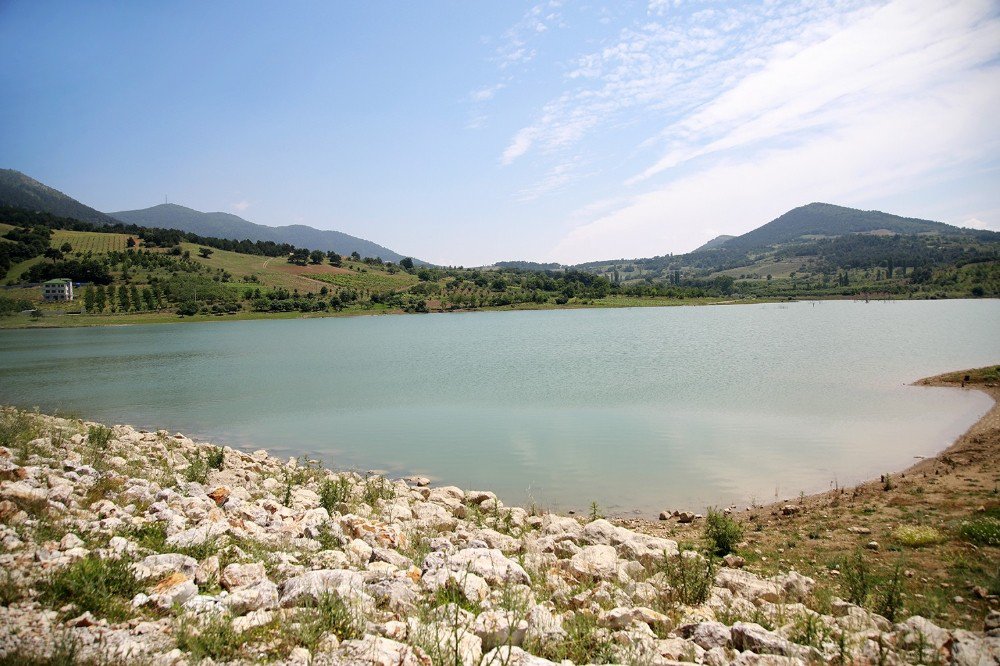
[320,475,352,512]
[892,525,945,547]
[663,551,715,605]
[83,425,113,470]
[205,446,225,471]
[704,508,743,556]
[39,556,142,622]
[0,408,41,464]
[840,550,875,605]
[362,474,395,507]
[958,516,1000,547]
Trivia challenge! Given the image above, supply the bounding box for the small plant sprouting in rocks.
[296,593,364,648]
[588,501,604,522]
[790,611,829,649]
[840,549,875,605]
[882,473,895,491]
[176,614,244,662]
[84,425,112,468]
[362,474,396,507]
[877,563,906,622]
[205,445,225,471]
[662,550,715,606]
[1,408,41,464]
[39,555,142,622]
[320,475,352,513]
[703,507,743,556]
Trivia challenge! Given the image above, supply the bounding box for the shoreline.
[4,294,994,331]
[623,365,1000,630]
[0,367,997,662]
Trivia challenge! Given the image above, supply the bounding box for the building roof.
[43,278,72,285]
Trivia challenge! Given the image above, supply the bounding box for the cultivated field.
[51,229,137,254]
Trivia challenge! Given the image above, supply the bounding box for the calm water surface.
[1,300,997,515]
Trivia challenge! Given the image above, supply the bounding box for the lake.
[1,299,997,516]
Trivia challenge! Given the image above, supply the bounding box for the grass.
[39,556,143,622]
[957,512,1000,547]
[176,614,245,662]
[51,229,135,254]
[0,407,42,464]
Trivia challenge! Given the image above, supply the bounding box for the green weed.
[39,556,142,622]
[704,508,743,556]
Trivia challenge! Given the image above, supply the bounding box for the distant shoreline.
[3,294,996,331]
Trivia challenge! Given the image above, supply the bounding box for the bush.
[663,551,715,605]
[319,475,352,512]
[39,556,142,622]
[892,525,945,547]
[958,516,1000,547]
[704,508,743,556]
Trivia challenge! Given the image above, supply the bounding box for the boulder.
[280,569,366,607]
[473,610,528,650]
[337,635,431,666]
[134,553,198,581]
[423,548,530,586]
[220,561,267,590]
[569,545,621,581]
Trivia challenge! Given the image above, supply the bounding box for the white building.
[42,278,74,301]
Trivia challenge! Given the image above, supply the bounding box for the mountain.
[723,202,958,250]
[692,235,736,252]
[0,169,119,226]
[110,203,410,263]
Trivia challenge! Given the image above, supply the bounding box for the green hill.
[725,202,958,250]
[0,169,119,226]
[692,235,736,252]
[111,203,412,263]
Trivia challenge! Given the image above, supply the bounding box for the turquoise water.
[1,299,997,515]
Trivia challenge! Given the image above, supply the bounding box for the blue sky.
[1,0,998,265]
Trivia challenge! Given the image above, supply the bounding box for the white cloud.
[546,0,1000,263]
[231,200,250,212]
[470,83,505,102]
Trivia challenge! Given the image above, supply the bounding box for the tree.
[142,288,155,310]
[126,237,137,248]
[288,248,309,265]
[350,251,361,260]
[60,242,73,253]
[309,250,325,264]
[94,285,107,312]
[327,251,342,266]
[83,285,96,312]
[130,285,141,311]
[118,284,130,311]
[399,257,414,270]
[198,247,214,259]
[44,247,63,262]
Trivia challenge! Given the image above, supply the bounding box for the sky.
[1,0,998,266]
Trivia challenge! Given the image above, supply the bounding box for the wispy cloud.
[486,0,1000,263]
[231,200,250,213]
[495,2,563,68]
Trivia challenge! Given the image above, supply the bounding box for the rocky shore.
[1,407,998,665]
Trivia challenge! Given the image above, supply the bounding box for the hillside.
[0,169,119,226]
[724,202,959,250]
[111,203,411,263]
[692,234,735,252]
